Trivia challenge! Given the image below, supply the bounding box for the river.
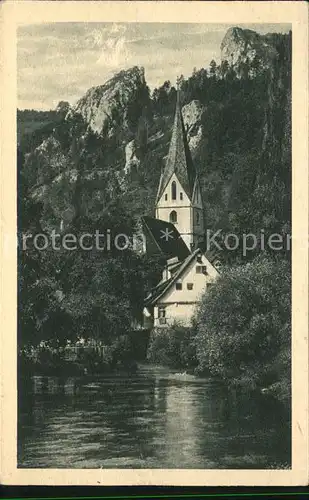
[18,364,291,469]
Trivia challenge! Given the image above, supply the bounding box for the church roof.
[141,216,190,261]
[156,94,197,202]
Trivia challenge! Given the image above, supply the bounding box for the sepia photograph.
[0,0,308,487]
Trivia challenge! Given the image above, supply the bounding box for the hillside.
[17,27,291,348]
[17,109,59,143]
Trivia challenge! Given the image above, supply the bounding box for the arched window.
[171,181,177,200]
[196,211,200,225]
[169,210,177,223]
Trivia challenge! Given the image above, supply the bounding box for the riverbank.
[146,324,291,407]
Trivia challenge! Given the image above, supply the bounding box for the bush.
[110,334,136,370]
[147,323,197,370]
[194,255,291,402]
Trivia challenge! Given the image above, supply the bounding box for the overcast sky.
[18,23,291,110]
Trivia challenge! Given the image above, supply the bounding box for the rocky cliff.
[182,100,205,155]
[221,27,279,77]
[68,66,148,136]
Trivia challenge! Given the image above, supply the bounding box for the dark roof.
[156,96,197,202]
[144,276,173,307]
[141,216,190,261]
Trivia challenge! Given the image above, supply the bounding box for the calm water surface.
[18,365,290,468]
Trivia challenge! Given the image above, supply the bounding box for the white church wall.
[156,174,196,249]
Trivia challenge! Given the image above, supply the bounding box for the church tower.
[155,86,204,251]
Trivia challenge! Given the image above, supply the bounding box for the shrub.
[110,334,137,370]
[147,323,197,370]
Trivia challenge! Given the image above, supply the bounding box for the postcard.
[0,0,308,486]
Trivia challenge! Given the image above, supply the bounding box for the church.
[142,90,221,328]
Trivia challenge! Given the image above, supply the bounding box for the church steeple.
[155,78,204,252]
[156,82,196,203]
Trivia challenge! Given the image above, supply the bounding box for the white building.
[142,91,221,328]
[144,249,220,328]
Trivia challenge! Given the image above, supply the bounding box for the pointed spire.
[156,77,196,202]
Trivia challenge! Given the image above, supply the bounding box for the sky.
[17,23,291,110]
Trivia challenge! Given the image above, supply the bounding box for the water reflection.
[18,365,291,469]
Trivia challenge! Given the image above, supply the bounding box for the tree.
[219,60,230,79]
[55,101,70,114]
[209,59,217,78]
[126,79,151,136]
[194,255,291,401]
[61,250,146,343]
[239,57,250,79]
[152,80,176,116]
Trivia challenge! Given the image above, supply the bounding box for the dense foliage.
[17,109,64,142]
[18,151,162,359]
[195,256,291,402]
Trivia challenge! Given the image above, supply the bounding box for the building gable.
[158,252,218,305]
[146,250,219,307]
[156,172,191,208]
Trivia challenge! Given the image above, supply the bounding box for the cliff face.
[181,100,204,156]
[68,66,147,136]
[124,140,140,176]
[221,27,278,76]
[19,67,154,230]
